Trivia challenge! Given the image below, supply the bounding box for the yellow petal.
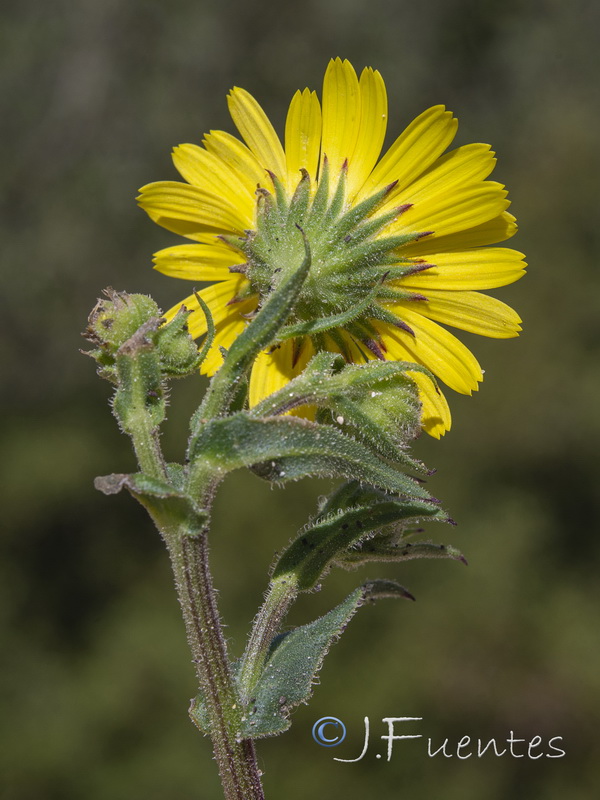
[356,105,457,202]
[400,248,526,291]
[285,88,322,188]
[375,313,483,394]
[153,242,245,281]
[389,291,522,339]
[400,212,518,256]
[136,211,224,243]
[203,129,267,195]
[163,276,255,338]
[227,87,287,178]
[137,215,211,241]
[321,58,360,179]
[393,181,509,239]
[386,143,496,209]
[249,338,314,407]
[407,371,451,438]
[137,181,247,234]
[171,144,255,225]
[346,67,388,200]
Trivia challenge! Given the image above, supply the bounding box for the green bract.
[237,163,425,348]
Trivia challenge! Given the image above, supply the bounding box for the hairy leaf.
[94,472,206,532]
[188,413,433,500]
[249,357,434,417]
[337,539,467,568]
[237,581,413,737]
[273,497,447,591]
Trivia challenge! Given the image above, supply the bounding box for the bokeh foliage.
[2,0,599,797]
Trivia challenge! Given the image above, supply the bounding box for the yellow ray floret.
[227,87,288,180]
[389,291,522,339]
[356,105,457,202]
[285,88,322,188]
[249,339,315,411]
[153,242,247,281]
[202,130,266,194]
[171,144,256,222]
[400,248,526,290]
[407,372,452,440]
[320,58,362,183]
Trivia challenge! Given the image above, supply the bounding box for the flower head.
[138,58,525,437]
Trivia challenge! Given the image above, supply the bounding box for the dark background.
[2,1,599,798]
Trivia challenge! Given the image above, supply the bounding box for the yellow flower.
[138,58,525,438]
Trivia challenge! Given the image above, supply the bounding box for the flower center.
[236,161,425,339]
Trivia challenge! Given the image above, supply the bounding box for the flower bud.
[84,289,200,381]
[84,289,159,381]
[86,289,159,352]
[154,307,202,377]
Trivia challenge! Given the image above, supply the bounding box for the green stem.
[129,407,166,481]
[163,518,265,800]
[120,366,265,798]
[238,575,298,702]
[113,350,167,482]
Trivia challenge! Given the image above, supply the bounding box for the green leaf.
[94,472,206,532]
[337,539,467,568]
[273,495,447,591]
[237,580,413,737]
[252,358,438,471]
[249,357,434,419]
[187,413,433,500]
[320,391,424,471]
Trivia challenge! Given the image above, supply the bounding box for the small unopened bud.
[84,288,201,381]
[155,306,201,377]
[85,288,159,352]
[84,289,159,381]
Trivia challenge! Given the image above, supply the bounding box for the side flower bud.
[84,288,201,381]
[84,289,161,382]
[83,288,203,443]
[154,306,203,377]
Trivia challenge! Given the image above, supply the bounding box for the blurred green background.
[2,0,599,797]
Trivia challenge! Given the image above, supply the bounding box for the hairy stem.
[129,408,166,481]
[238,575,299,702]
[164,520,265,800]
[122,366,265,799]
